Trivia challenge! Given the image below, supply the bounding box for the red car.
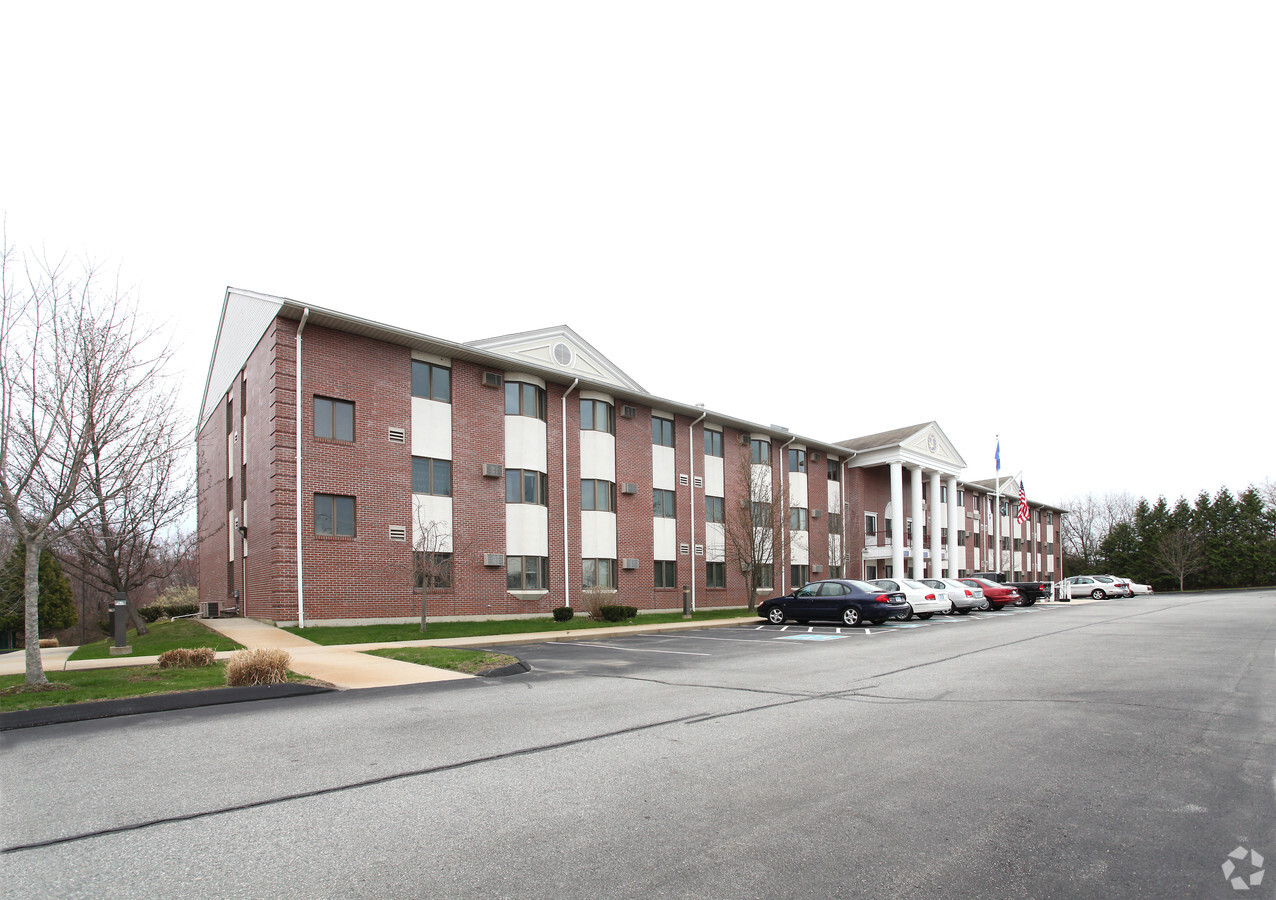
[958,577,1021,611]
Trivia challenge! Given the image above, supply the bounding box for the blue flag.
[995,440,1001,472]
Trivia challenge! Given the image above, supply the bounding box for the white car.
[1095,575,1133,597]
[922,578,982,614]
[1059,575,1122,600]
[870,578,950,620]
[1126,580,1154,595]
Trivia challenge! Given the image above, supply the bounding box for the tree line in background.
[1,225,194,684]
[1062,484,1276,591]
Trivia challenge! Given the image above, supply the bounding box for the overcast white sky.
[3,2,1272,509]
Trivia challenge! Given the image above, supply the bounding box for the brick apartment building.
[197,288,1064,625]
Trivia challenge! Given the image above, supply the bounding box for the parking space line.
[568,642,711,656]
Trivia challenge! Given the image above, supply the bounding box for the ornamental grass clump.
[157,647,217,669]
[225,648,291,686]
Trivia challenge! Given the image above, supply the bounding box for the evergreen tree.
[0,545,76,636]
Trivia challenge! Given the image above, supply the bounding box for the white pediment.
[467,326,646,393]
[901,425,966,469]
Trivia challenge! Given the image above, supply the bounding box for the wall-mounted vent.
[678,474,689,486]
[621,558,640,570]
[680,543,690,555]
[620,482,638,495]
[388,526,407,541]
[621,405,637,419]
[811,509,823,518]
[482,371,504,388]
[388,427,406,444]
[482,553,505,567]
[482,464,503,478]
[693,476,703,489]
[694,544,704,556]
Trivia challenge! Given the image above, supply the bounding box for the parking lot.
[482,603,1064,675]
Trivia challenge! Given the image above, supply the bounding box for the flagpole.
[994,436,1001,579]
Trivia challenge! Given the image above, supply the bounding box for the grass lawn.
[285,606,754,645]
[68,618,242,661]
[0,663,323,713]
[364,647,521,674]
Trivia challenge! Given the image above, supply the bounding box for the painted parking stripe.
[569,642,711,656]
[776,634,848,642]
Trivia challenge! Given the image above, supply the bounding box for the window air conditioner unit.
[621,405,637,419]
[811,509,823,518]
[620,482,638,494]
[738,434,749,445]
[199,601,220,619]
[482,464,502,478]
[482,372,503,388]
[387,427,406,444]
[810,452,820,462]
[621,558,640,570]
[813,565,823,574]
[483,553,505,567]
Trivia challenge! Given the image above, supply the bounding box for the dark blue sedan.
[758,579,908,627]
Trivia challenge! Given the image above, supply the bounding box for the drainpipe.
[295,308,310,627]
[562,379,579,607]
[778,435,795,594]
[688,407,707,612]
[842,451,857,576]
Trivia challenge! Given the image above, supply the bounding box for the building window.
[582,558,616,589]
[705,496,724,524]
[704,430,723,457]
[413,552,453,590]
[313,397,354,442]
[314,494,355,537]
[940,485,948,503]
[906,520,913,538]
[412,457,452,496]
[957,490,964,507]
[750,439,770,466]
[504,381,547,420]
[865,564,878,580]
[751,502,772,527]
[580,399,614,434]
[754,566,773,591]
[828,566,842,579]
[791,565,809,587]
[654,560,677,588]
[411,361,451,403]
[789,507,809,532]
[652,416,675,448]
[787,448,806,473]
[581,479,617,512]
[827,459,840,481]
[706,562,725,588]
[507,556,548,590]
[506,469,549,505]
[828,513,843,533]
[865,513,877,535]
[653,488,676,518]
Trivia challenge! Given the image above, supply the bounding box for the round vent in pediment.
[552,342,574,367]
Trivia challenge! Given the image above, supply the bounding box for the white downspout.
[295,308,310,627]
[688,408,707,612]
[562,379,579,607]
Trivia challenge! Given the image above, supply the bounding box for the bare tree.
[407,510,473,632]
[721,441,781,612]
[1150,528,1203,592]
[0,234,175,684]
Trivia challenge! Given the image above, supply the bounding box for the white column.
[929,471,942,580]
[946,476,960,577]
[890,462,904,578]
[910,466,924,579]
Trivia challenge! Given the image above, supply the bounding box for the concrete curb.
[0,682,334,732]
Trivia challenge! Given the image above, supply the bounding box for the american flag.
[1016,480,1030,524]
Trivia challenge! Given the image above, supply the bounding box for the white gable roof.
[467,326,646,393]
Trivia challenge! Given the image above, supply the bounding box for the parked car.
[958,577,1021,610]
[758,579,909,627]
[870,578,950,620]
[1099,575,1134,597]
[969,572,1050,604]
[1058,575,1122,600]
[1127,580,1154,595]
[922,578,982,614]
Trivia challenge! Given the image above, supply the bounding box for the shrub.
[551,606,574,622]
[141,587,201,622]
[38,637,59,648]
[599,605,625,622]
[225,648,291,686]
[581,587,613,621]
[158,647,217,669]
